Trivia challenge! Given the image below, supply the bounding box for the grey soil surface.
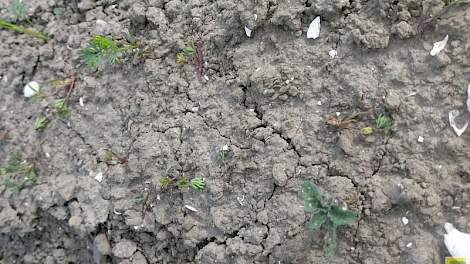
[1,0,470,263]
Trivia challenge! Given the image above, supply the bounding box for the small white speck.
[204,75,209,81]
[438,165,442,169]
[336,112,341,116]
[350,247,355,251]
[79,97,84,107]
[157,194,160,200]
[191,107,199,112]
[317,101,322,106]
[185,205,198,212]
[285,80,290,84]
[222,144,229,151]
[94,172,103,183]
[244,26,252,37]
[113,209,122,215]
[417,136,424,143]
[402,217,409,225]
[254,14,258,20]
[406,242,412,248]
[397,183,404,189]
[45,152,50,158]
[328,49,337,58]
[237,195,245,206]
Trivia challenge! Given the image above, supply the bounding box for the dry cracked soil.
[1,0,470,263]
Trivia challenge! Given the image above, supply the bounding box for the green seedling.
[176,41,204,76]
[375,113,393,129]
[190,177,206,190]
[303,180,358,256]
[1,153,39,195]
[54,99,70,117]
[0,18,48,41]
[360,127,374,135]
[218,145,231,168]
[160,176,171,189]
[80,35,144,68]
[177,42,197,63]
[101,149,128,165]
[34,116,48,130]
[10,0,29,22]
[176,176,189,188]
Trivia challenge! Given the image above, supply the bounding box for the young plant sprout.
[175,176,189,188]
[1,152,38,196]
[190,178,206,190]
[303,180,358,256]
[54,99,70,117]
[159,176,171,189]
[360,127,373,135]
[176,41,204,76]
[10,0,29,22]
[80,35,145,68]
[375,113,393,129]
[34,116,48,130]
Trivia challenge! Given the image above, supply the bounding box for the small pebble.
[417,136,424,143]
[328,49,337,58]
[406,242,413,248]
[402,217,409,225]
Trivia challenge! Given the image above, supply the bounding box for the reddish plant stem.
[64,74,78,104]
[195,41,204,77]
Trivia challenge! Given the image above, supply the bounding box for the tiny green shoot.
[176,42,197,64]
[159,176,171,189]
[360,127,373,135]
[303,180,358,256]
[54,99,70,117]
[1,153,39,195]
[375,113,393,129]
[176,176,189,188]
[34,116,48,130]
[10,0,29,22]
[80,35,143,68]
[190,178,206,190]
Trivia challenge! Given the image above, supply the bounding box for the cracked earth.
[1,0,470,263]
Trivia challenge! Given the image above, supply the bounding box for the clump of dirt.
[1,0,470,263]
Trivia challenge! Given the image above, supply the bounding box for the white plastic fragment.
[307,16,321,39]
[329,49,337,58]
[402,217,409,225]
[406,242,413,248]
[430,35,448,56]
[185,205,198,212]
[417,136,424,143]
[79,97,84,107]
[113,208,122,215]
[449,110,468,137]
[467,84,470,113]
[23,81,40,98]
[444,222,470,261]
[94,171,103,182]
[244,26,252,37]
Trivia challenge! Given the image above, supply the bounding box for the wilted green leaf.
[303,181,323,212]
[307,210,327,230]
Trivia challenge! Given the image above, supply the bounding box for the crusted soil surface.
[1,0,470,263]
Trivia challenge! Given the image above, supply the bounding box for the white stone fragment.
[417,136,424,143]
[94,172,103,183]
[329,49,337,58]
[307,16,321,39]
[244,26,252,37]
[406,242,413,248]
[185,205,198,212]
[449,110,468,137]
[430,35,448,56]
[402,217,409,225]
[24,81,40,98]
[79,97,84,107]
